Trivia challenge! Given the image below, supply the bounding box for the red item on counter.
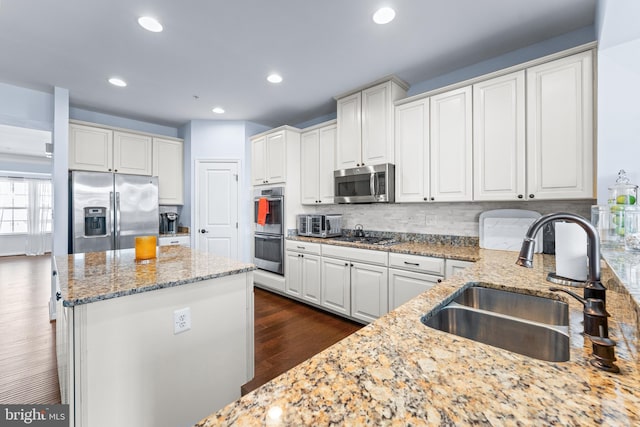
[257,197,269,225]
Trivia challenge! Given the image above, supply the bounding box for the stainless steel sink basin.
[421,285,570,362]
[453,286,569,326]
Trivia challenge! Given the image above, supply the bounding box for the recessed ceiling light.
[138,16,163,32]
[212,107,225,114]
[108,77,127,87]
[373,7,395,24]
[267,73,283,84]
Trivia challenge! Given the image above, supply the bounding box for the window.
[0,177,52,235]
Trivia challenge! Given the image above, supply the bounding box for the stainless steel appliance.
[334,163,395,203]
[297,214,342,238]
[69,171,159,254]
[160,212,179,234]
[253,187,284,275]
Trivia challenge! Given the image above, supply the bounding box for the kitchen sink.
[421,285,570,362]
[453,285,569,326]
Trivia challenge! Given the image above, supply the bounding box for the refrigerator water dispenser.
[84,207,107,236]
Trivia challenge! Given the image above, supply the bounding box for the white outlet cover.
[173,307,191,334]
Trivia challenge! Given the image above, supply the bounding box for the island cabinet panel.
[64,272,253,427]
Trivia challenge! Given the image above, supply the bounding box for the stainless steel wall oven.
[253,187,284,275]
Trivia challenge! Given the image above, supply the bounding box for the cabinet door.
[153,138,184,205]
[301,254,322,304]
[394,98,429,202]
[473,71,526,201]
[362,82,391,166]
[318,124,336,204]
[285,251,303,298]
[336,92,362,169]
[389,268,440,310]
[113,131,153,175]
[251,135,266,185]
[265,131,286,183]
[350,262,388,324]
[300,130,320,205]
[430,86,473,201]
[68,124,113,172]
[445,259,475,279]
[526,51,594,200]
[320,257,351,316]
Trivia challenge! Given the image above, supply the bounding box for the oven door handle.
[255,234,283,240]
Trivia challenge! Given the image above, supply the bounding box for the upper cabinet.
[300,121,336,205]
[153,138,184,205]
[336,78,408,169]
[69,123,152,176]
[526,51,594,200]
[251,127,300,186]
[473,71,526,201]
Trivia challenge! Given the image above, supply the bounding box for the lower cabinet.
[285,240,322,304]
[159,235,190,247]
[320,257,351,316]
[350,262,388,323]
[389,268,442,310]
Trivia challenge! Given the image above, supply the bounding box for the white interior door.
[196,161,239,259]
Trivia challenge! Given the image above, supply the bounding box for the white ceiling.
[0,0,596,129]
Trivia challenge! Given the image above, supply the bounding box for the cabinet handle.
[56,291,61,301]
[297,246,306,250]
[430,197,435,201]
[404,261,420,266]
[437,279,443,283]
[170,240,179,244]
[517,194,523,199]
[529,194,535,199]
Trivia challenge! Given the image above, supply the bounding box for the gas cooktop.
[330,236,400,246]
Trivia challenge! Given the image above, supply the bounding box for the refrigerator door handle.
[115,192,121,249]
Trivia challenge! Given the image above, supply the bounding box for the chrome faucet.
[516,212,607,303]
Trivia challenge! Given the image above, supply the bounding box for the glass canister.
[624,207,640,252]
[608,169,638,206]
[591,205,621,247]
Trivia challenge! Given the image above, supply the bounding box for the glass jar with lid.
[608,169,638,206]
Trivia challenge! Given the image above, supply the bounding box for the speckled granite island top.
[56,246,255,307]
[197,247,640,426]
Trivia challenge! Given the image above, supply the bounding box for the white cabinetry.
[285,241,322,304]
[388,252,444,310]
[394,98,430,202]
[336,79,407,169]
[526,51,594,200]
[300,121,336,205]
[69,122,165,178]
[430,86,473,201]
[321,244,389,323]
[473,71,526,201]
[445,259,475,279]
[153,137,184,205]
[251,128,298,186]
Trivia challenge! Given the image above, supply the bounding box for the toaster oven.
[297,214,342,238]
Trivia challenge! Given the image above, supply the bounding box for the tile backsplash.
[300,200,594,237]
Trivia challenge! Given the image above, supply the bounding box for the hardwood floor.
[242,287,362,395]
[0,255,60,404]
[0,255,361,403]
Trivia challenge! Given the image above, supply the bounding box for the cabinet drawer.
[159,235,190,247]
[321,244,388,266]
[285,240,322,255]
[389,252,445,275]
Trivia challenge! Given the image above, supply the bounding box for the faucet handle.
[588,327,620,373]
[549,287,610,337]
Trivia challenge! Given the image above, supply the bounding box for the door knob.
[200,229,208,234]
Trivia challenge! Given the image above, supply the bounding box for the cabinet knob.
[529,194,535,199]
[430,197,435,201]
[56,291,61,301]
[356,164,360,167]
[423,197,427,201]
[350,263,354,267]
[301,254,304,258]
[344,263,349,266]
[517,194,524,199]
[114,169,118,172]
[108,168,112,172]
[437,279,443,283]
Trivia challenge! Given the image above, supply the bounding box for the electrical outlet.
[173,307,191,334]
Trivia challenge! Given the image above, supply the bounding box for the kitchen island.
[197,243,640,426]
[55,245,255,427]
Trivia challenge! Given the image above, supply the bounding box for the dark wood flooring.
[241,287,362,395]
[0,255,60,404]
[0,255,362,403]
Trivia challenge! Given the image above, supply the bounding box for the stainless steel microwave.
[334,163,395,203]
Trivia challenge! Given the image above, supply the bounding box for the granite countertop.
[288,235,481,262]
[56,246,255,307]
[198,246,640,426]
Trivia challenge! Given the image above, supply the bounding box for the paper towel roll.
[555,222,588,281]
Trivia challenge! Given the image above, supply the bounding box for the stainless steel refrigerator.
[69,171,159,254]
